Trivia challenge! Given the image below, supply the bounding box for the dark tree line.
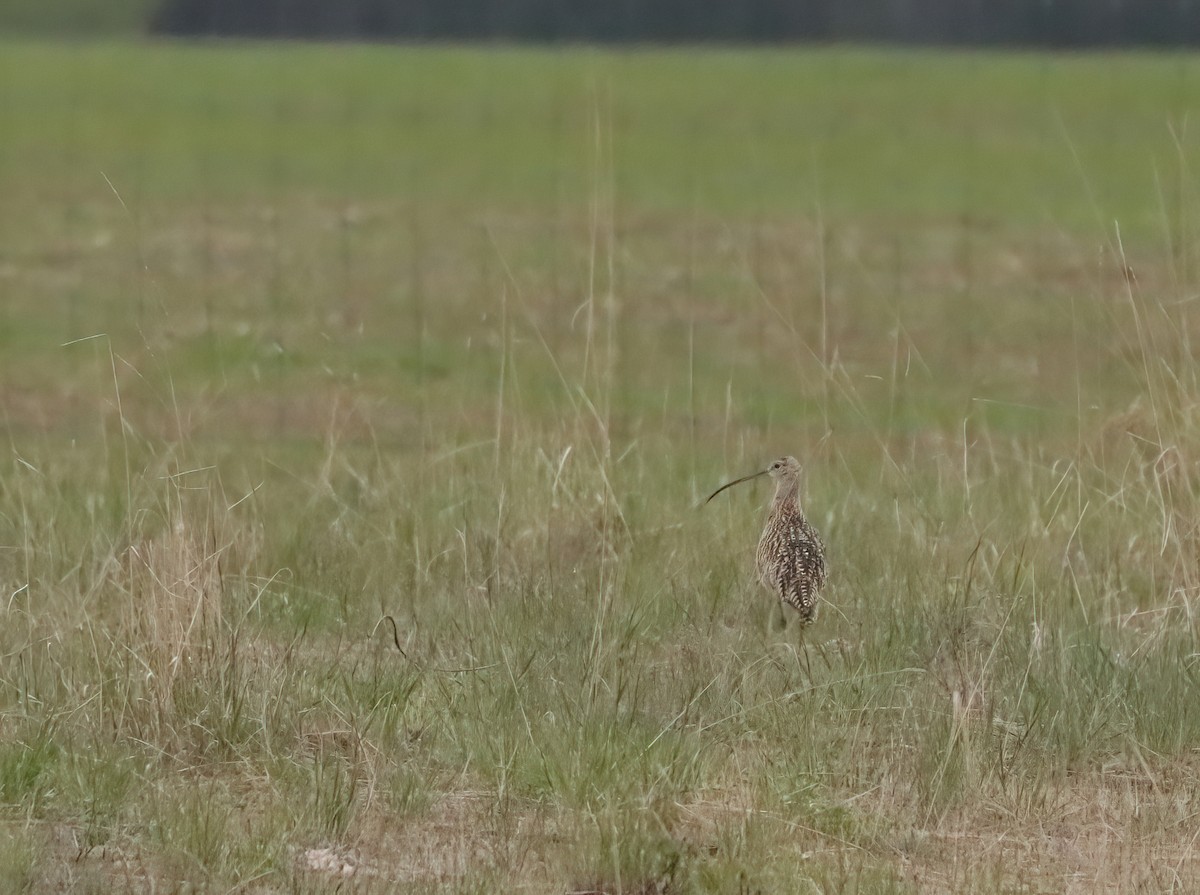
[150,0,1200,46]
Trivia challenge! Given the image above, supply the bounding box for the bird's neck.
[772,478,803,516]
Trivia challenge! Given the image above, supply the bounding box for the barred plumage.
[706,456,827,626]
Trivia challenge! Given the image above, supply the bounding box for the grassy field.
[3,39,1200,893]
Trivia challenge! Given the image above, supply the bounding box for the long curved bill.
[704,469,767,504]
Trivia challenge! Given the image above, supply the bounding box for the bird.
[705,456,828,627]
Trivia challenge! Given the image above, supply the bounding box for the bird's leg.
[796,626,815,686]
[762,598,786,638]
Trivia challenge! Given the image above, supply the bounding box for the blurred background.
[9,0,1200,44]
[5,0,1199,459]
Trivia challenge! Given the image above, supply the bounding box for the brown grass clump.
[114,500,231,732]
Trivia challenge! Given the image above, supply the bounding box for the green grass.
[0,0,154,36]
[4,39,1200,892]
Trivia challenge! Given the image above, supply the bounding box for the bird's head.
[766,456,802,482]
[705,455,803,504]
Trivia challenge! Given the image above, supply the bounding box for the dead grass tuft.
[121,513,225,717]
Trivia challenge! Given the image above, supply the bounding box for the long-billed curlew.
[706,456,827,626]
